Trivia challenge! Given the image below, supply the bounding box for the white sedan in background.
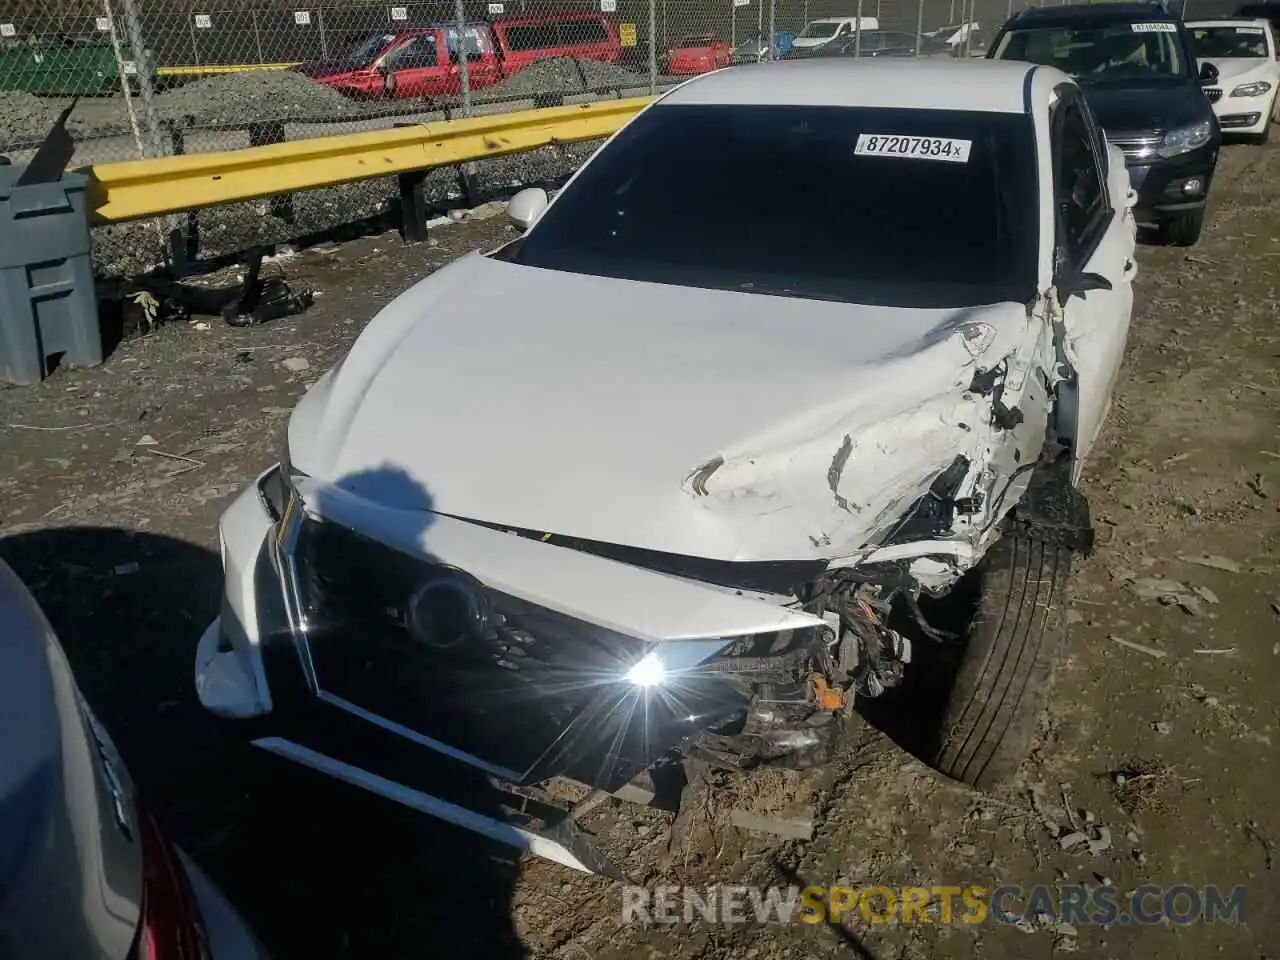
[1188,18,1280,142]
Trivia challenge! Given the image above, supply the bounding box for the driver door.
[1050,87,1137,477]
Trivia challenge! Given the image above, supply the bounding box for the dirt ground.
[1,140,1278,960]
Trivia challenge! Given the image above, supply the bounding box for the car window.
[384,35,438,69]
[345,32,397,66]
[799,22,841,38]
[994,22,1188,82]
[1188,24,1268,58]
[1054,99,1110,272]
[503,23,561,51]
[513,104,1040,309]
[558,18,610,45]
[442,25,494,58]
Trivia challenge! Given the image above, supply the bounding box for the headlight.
[624,651,667,688]
[1156,120,1214,158]
[1230,80,1272,98]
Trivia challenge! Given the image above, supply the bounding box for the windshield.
[994,23,1188,83]
[511,104,1039,309]
[1189,24,1269,58]
[345,32,397,66]
[799,22,841,38]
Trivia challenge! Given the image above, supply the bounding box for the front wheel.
[929,535,1072,789]
[1157,208,1205,246]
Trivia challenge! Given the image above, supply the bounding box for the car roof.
[1006,2,1179,27]
[659,58,1053,114]
[1185,17,1273,26]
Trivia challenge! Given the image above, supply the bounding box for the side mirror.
[1057,270,1113,301]
[1198,61,1219,84]
[506,187,548,232]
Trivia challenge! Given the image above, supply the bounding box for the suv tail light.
[134,809,208,960]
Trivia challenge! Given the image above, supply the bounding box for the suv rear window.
[503,18,608,51]
[512,103,1039,309]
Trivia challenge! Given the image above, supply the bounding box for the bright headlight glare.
[1230,81,1272,98]
[625,651,667,688]
[1157,121,1213,159]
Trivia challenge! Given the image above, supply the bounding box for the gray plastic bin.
[0,167,101,385]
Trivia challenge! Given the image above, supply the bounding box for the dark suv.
[988,1,1221,245]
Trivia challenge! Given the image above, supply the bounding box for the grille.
[1205,88,1223,103]
[1107,132,1161,165]
[291,516,744,786]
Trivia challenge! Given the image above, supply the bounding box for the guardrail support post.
[398,170,430,244]
[248,121,295,224]
[165,121,199,271]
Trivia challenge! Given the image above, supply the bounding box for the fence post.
[454,0,472,115]
[318,7,328,60]
[251,9,265,64]
[855,0,863,57]
[768,0,775,62]
[648,0,657,94]
[915,0,924,54]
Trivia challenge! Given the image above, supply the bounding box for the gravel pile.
[481,57,649,100]
[0,91,60,148]
[153,70,358,126]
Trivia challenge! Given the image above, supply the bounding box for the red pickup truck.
[295,12,621,99]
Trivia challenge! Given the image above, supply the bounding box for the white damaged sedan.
[196,59,1137,877]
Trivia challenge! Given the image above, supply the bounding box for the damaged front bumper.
[200,466,889,877]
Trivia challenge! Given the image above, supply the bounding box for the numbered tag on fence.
[96,16,111,31]
[390,6,408,20]
[294,10,312,25]
[0,24,16,38]
[122,61,138,75]
[734,0,750,6]
[489,2,505,12]
[600,0,617,11]
[194,14,212,28]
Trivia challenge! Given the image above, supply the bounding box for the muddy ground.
[1,140,1278,960]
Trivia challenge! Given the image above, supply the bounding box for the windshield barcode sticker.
[1131,22,1176,32]
[1237,26,1265,33]
[854,134,971,163]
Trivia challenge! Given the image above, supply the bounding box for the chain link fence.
[0,0,1241,271]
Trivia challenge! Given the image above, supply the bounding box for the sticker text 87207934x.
[854,134,972,163]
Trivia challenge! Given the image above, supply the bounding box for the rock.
[281,357,311,373]
[1153,721,1173,735]
[1177,553,1242,573]
[1191,584,1220,604]
[135,434,157,446]
[1059,831,1089,850]
[1088,826,1113,855]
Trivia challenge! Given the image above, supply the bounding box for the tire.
[1157,208,1205,246]
[929,535,1072,789]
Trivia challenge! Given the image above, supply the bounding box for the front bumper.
[196,467,831,877]
[1124,142,1219,222]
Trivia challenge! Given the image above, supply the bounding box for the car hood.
[294,59,361,78]
[1081,80,1214,133]
[1202,57,1275,82]
[290,253,1035,562]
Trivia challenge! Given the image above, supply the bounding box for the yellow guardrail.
[156,63,302,77]
[83,96,651,224]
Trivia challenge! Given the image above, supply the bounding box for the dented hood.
[290,253,1034,562]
